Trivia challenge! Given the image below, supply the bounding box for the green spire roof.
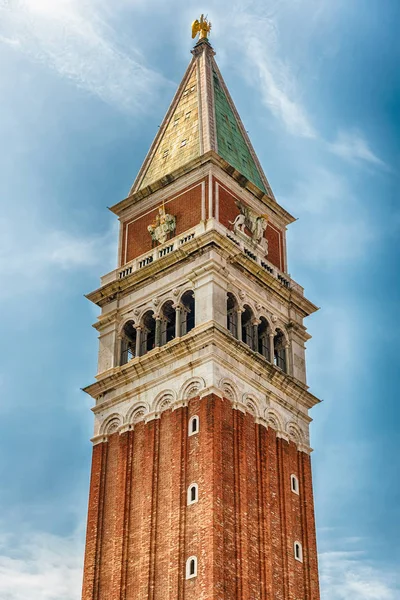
[212,68,266,193]
[131,39,273,199]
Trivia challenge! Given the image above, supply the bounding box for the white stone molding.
[117,315,137,337]
[177,287,195,304]
[286,422,305,445]
[199,385,224,399]
[226,288,241,307]
[100,413,123,436]
[125,403,150,427]
[257,311,274,331]
[178,376,206,405]
[187,482,199,506]
[219,377,239,405]
[266,408,285,435]
[273,321,290,343]
[242,394,261,419]
[134,306,155,326]
[153,389,176,415]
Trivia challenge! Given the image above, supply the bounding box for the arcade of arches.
[120,291,290,373]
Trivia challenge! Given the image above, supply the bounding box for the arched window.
[186,556,198,579]
[140,310,156,356]
[241,305,255,350]
[227,292,238,338]
[294,541,303,562]
[181,291,195,335]
[274,329,287,372]
[160,300,176,345]
[187,483,198,505]
[257,316,271,361]
[188,415,199,436]
[120,320,137,365]
[291,474,299,495]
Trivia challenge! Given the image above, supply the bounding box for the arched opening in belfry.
[141,310,156,355]
[181,291,195,335]
[241,305,254,350]
[227,292,238,338]
[120,320,137,365]
[274,329,287,372]
[257,316,270,361]
[160,300,176,345]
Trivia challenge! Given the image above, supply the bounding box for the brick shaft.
[82,394,320,599]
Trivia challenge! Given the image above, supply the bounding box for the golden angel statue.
[192,14,212,40]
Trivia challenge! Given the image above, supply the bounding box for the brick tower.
[81,21,321,600]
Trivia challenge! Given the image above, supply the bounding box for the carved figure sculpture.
[148,204,176,245]
[230,200,268,245]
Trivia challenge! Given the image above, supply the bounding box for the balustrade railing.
[100,221,303,295]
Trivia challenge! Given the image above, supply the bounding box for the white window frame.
[187,483,199,506]
[186,556,198,579]
[291,474,299,495]
[294,541,303,563]
[188,415,199,436]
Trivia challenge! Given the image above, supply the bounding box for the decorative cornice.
[86,228,318,320]
[110,151,294,224]
[83,321,320,411]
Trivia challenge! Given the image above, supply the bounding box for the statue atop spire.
[191,14,212,41]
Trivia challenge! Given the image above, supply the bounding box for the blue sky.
[0,1,399,598]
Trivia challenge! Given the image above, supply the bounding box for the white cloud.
[0,0,168,112]
[0,529,83,600]
[0,217,117,299]
[284,167,375,268]
[328,129,386,168]
[319,548,400,599]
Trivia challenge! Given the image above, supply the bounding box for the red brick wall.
[81,395,320,599]
[121,180,205,265]
[217,181,285,272]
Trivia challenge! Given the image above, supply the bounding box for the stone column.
[135,326,142,357]
[252,321,260,352]
[176,305,183,338]
[269,333,274,365]
[155,317,162,347]
[284,343,290,374]
[237,309,243,341]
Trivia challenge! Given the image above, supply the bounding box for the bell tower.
[81,21,321,600]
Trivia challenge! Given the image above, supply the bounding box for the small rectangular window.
[291,475,299,494]
[189,415,199,436]
[185,111,191,120]
[294,542,303,562]
[162,149,169,158]
[180,139,187,147]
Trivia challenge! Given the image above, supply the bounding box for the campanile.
[81,17,321,600]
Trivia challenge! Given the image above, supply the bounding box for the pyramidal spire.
[130,21,274,199]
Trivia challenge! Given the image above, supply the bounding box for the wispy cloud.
[0,529,83,600]
[328,129,386,168]
[223,6,316,138]
[245,36,316,138]
[0,0,168,112]
[319,547,400,599]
